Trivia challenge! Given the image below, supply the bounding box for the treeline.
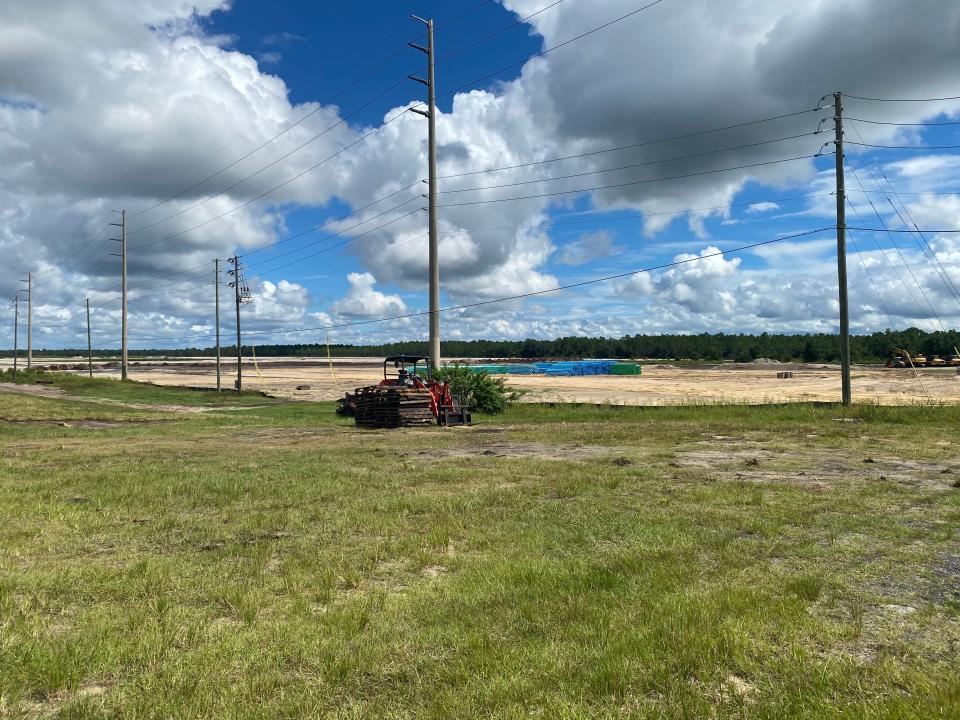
[10,328,959,363]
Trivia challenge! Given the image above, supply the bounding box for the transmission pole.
[214,258,222,392]
[110,210,128,380]
[409,15,440,373]
[833,91,852,406]
[86,298,93,379]
[19,273,31,368]
[11,297,19,379]
[226,255,251,392]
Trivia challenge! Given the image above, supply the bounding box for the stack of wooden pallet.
[354,386,436,428]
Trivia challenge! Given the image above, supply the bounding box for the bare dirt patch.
[0,382,274,414]
[0,382,66,398]
[671,447,959,491]
[15,357,960,406]
[405,442,631,461]
[0,418,173,428]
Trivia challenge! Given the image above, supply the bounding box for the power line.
[847,227,960,233]
[846,188,960,197]
[124,0,575,244]
[847,141,960,150]
[87,194,834,303]
[125,82,416,243]
[127,0,495,222]
[437,110,820,180]
[450,193,834,235]
[437,0,566,65]
[106,227,835,344]
[846,229,897,329]
[844,117,960,126]
[126,111,417,251]
[98,203,426,303]
[101,194,839,305]
[426,0,668,109]
[874,172,960,305]
[438,135,822,194]
[60,221,112,269]
[845,197,933,331]
[844,93,960,102]
[847,166,946,331]
[438,153,825,207]
[244,207,423,276]
[847,119,960,309]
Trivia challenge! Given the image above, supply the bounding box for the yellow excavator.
[886,348,917,368]
[887,346,960,368]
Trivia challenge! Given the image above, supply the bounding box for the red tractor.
[337,356,470,428]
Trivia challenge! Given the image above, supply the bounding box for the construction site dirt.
[7,357,959,406]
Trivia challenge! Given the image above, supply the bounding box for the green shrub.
[434,366,517,415]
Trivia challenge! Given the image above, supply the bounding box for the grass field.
[1,377,959,718]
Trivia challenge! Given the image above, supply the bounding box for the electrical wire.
[847,227,960,233]
[424,0,667,110]
[845,93,960,102]
[846,198,932,331]
[844,117,960,126]
[847,119,960,309]
[106,227,835,345]
[438,135,822,194]
[125,0,575,244]
[847,141,960,150]
[874,171,960,304]
[436,0,566,65]
[437,110,822,180]
[846,188,960,197]
[438,153,825,207]
[88,194,835,303]
[847,167,945,332]
[450,193,833,235]
[128,0,495,222]
[846,229,897,329]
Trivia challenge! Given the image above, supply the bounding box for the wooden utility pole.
[409,16,440,373]
[226,256,250,392]
[110,210,128,380]
[214,258,222,392]
[11,297,19,379]
[833,91,852,406]
[19,273,31,368]
[86,298,93,378]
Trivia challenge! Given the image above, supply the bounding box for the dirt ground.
[4,356,958,406]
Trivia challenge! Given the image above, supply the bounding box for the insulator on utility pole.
[214,258,222,392]
[409,15,440,374]
[110,210,128,381]
[833,91,852,406]
[86,298,93,379]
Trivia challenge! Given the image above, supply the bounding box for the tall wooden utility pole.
[19,273,31,368]
[11,297,19,379]
[226,255,251,392]
[833,92,852,406]
[214,258,222,392]
[110,210,128,380]
[409,15,440,373]
[85,298,93,379]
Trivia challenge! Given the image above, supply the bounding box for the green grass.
[0,370,276,406]
[1,383,958,718]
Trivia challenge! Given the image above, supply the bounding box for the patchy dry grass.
[0,382,958,718]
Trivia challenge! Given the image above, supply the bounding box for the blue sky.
[1,0,959,349]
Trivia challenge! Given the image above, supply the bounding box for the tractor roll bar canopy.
[383,355,432,379]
